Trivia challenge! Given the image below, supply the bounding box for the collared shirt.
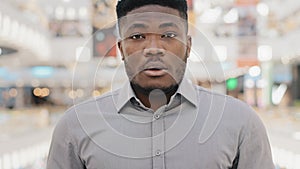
[47,78,274,169]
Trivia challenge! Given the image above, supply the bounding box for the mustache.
[140,60,168,71]
[139,58,168,71]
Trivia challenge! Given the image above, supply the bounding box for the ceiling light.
[257,3,269,16]
[258,45,272,62]
[66,7,76,20]
[55,6,64,20]
[199,7,222,23]
[272,84,287,105]
[223,8,238,24]
[79,7,88,19]
[245,79,255,88]
[249,66,261,77]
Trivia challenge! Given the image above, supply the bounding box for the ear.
[186,35,192,59]
[117,40,125,61]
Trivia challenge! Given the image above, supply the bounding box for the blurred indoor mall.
[0,0,300,168]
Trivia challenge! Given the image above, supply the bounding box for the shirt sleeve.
[237,108,275,169]
[47,114,85,169]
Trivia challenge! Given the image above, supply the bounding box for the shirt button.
[133,101,140,106]
[154,114,160,120]
[155,150,161,156]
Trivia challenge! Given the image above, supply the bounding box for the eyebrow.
[159,22,179,29]
[128,23,148,30]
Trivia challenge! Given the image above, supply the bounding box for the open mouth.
[141,62,168,77]
[143,67,167,77]
[145,67,164,71]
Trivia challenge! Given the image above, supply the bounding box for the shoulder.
[195,85,260,126]
[197,85,252,111]
[55,88,122,131]
[67,88,121,114]
[76,88,121,108]
[194,86,269,144]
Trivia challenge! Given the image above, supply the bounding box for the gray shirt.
[47,78,274,169]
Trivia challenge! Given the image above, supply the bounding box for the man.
[47,0,275,168]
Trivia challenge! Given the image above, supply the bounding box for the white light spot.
[55,6,64,20]
[272,84,287,105]
[66,7,76,20]
[257,3,269,16]
[249,66,261,77]
[245,79,255,88]
[199,7,222,23]
[223,8,238,24]
[76,47,91,62]
[258,45,272,62]
[214,45,227,62]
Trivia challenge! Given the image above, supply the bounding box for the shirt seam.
[65,109,84,165]
[238,103,253,148]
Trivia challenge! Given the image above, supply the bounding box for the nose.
[143,35,165,57]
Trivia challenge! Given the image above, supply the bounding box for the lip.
[143,69,167,77]
[141,62,168,77]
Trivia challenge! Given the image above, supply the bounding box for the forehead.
[126,5,182,20]
[119,5,185,33]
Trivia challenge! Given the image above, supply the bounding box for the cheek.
[176,43,189,58]
[165,40,188,59]
[124,61,135,80]
[164,52,187,82]
[122,42,144,56]
[123,52,145,80]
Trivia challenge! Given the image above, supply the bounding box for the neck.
[130,83,179,111]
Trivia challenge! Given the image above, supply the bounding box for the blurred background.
[0,0,300,168]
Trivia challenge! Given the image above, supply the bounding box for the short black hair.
[116,0,188,21]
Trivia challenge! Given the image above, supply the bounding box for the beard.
[124,52,188,97]
[130,81,179,96]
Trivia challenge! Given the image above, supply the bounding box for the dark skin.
[118,5,191,111]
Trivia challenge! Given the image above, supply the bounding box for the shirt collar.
[176,77,197,107]
[115,81,136,112]
[115,77,198,112]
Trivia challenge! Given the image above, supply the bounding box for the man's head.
[116,0,188,27]
[116,0,191,95]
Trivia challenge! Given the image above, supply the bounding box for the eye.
[161,32,177,38]
[129,33,145,40]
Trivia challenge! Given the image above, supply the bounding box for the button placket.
[152,108,165,169]
[155,150,162,156]
[154,114,160,120]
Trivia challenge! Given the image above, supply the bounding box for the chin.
[131,80,179,96]
[139,80,174,89]
[141,84,170,90]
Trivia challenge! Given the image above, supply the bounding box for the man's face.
[118,5,191,90]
